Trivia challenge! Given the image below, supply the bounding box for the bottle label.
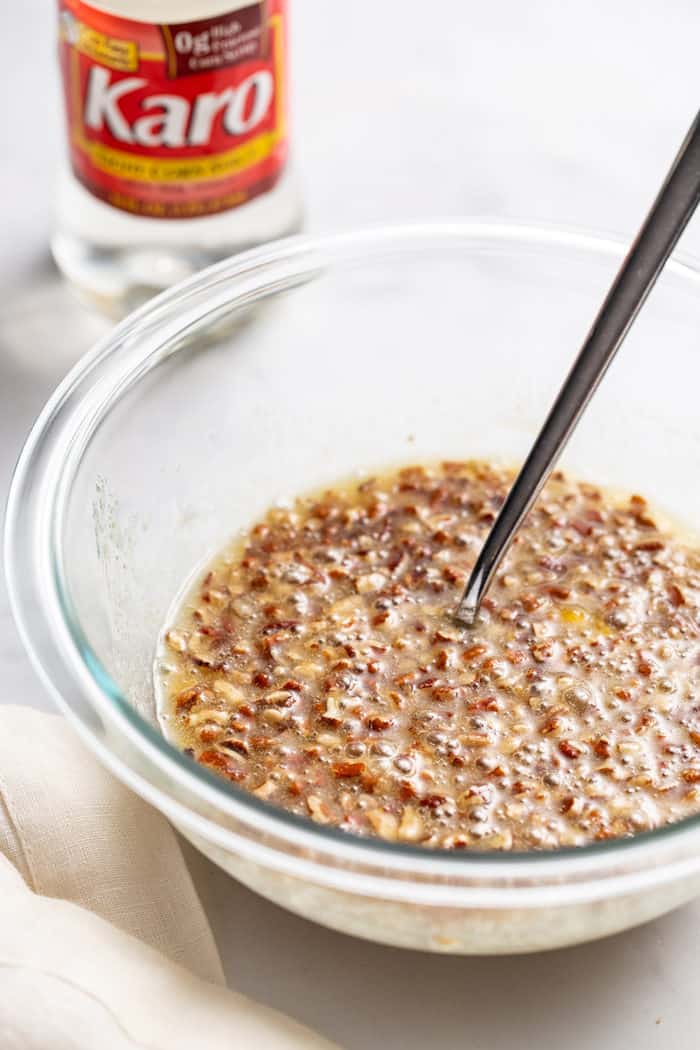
[58,1,288,219]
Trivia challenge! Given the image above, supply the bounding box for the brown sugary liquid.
[157,461,700,850]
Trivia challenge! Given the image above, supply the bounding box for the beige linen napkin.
[0,704,337,1050]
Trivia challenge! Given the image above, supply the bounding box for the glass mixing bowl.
[7,222,700,954]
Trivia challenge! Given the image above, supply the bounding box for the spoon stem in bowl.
[457,110,700,626]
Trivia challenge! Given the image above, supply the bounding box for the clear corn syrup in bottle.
[53,0,301,313]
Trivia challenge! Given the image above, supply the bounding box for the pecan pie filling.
[157,462,700,850]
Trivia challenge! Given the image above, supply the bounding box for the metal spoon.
[456,110,700,626]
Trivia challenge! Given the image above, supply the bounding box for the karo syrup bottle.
[54,0,302,314]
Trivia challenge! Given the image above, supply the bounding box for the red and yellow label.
[58,0,288,218]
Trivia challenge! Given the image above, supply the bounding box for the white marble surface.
[2,1,700,1046]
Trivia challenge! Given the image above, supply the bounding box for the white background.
[2,2,700,1047]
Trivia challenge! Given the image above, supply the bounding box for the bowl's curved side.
[8,221,700,954]
[180,824,700,953]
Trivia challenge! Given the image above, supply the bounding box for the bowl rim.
[8,218,700,894]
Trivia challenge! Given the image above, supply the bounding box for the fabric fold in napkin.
[0,704,337,1050]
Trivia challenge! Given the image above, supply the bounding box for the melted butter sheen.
[157,461,700,851]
